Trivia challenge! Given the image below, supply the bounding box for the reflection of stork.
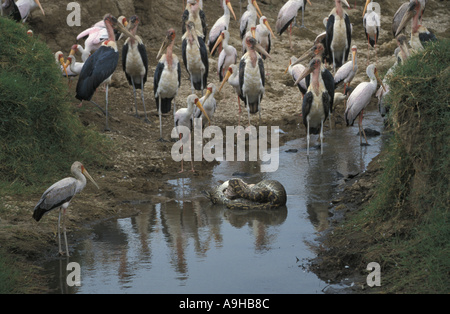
[325,0,351,73]
[239,37,271,126]
[122,15,149,122]
[75,14,135,131]
[276,0,312,49]
[182,21,209,95]
[345,64,385,145]
[33,162,99,256]
[154,29,181,141]
[362,0,380,64]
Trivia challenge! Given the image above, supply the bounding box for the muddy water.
[44,106,385,294]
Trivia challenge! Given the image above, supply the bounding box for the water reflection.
[44,108,384,293]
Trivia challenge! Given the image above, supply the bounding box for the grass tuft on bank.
[329,39,450,293]
[0,18,109,194]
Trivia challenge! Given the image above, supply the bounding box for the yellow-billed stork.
[240,0,263,39]
[3,0,44,22]
[33,162,99,256]
[256,16,275,59]
[362,0,380,64]
[208,0,236,57]
[276,0,312,50]
[219,64,242,114]
[174,94,210,172]
[344,64,385,145]
[211,30,237,81]
[194,83,217,128]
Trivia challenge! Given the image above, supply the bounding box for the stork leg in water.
[358,110,369,145]
[57,208,70,256]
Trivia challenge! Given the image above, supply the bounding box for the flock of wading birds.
[2,0,437,256]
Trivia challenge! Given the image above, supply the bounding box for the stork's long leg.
[258,95,261,126]
[189,133,195,172]
[89,100,106,115]
[105,84,110,131]
[157,96,167,142]
[306,119,310,156]
[246,95,251,127]
[141,76,150,123]
[289,22,293,50]
[58,208,62,255]
[320,120,324,155]
[360,110,369,145]
[131,76,138,117]
[62,208,70,257]
[179,133,184,173]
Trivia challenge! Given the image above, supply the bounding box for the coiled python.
[205,178,287,210]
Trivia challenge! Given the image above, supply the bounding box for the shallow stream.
[44,107,385,293]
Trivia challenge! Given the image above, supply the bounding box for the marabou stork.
[344,64,385,145]
[408,8,436,52]
[240,0,263,40]
[333,45,357,94]
[242,26,256,55]
[219,64,242,114]
[211,30,237,82]
[122,15,149,123]
[33,162,99,256]
[239,36,271,126]
[182,0,207,39]
[293,43,335,126]
[295,57,330,156]
[75,14,135,131]
[394,0,427,37]
[1,0,44,22]
[326,0,351,73]
[208,0,236,57]
[154,28,181,141]
[285,56,307,96]
[76,16,128,62]
[276,0,312,50]
[194,83,217,128]
[174,94,210,172]
[256,16,275,59]
[182,21,209,95]
[362,0,380,64]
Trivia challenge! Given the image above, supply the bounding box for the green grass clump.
[0,18,109,192]
[335,40,450,293]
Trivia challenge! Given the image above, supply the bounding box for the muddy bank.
[1,0,449,292]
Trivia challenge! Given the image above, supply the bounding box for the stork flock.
[1,0,440,255]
